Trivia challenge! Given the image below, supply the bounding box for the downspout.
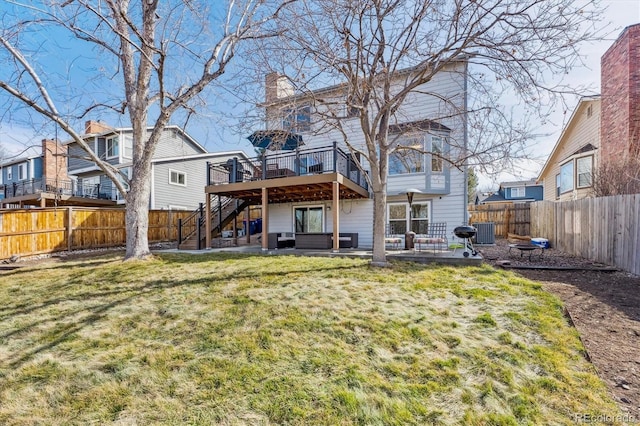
[463,60,469,224]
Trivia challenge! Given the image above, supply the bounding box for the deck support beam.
[332,181,339,252]
[261,187,269,251]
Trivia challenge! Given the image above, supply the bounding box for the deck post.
[332,180,340,252]
[245,205,251,244]
[205,194,211,249]
[261,187,269,251]
[332,141,338,172]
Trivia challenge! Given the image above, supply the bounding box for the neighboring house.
[0,139,93,208]
[479,179,543,205]
[537,97,600,201]
[538,23,640,201]
[204,61,468,249]
[67,121,249,211]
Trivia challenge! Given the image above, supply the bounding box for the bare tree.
[0,0,291,260]
[252,0,604,265]
[592,157,640,197]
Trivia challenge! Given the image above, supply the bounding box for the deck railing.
[207,142,369,191]
[0,177,115,201]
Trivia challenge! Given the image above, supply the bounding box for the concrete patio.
[156,243,483,266]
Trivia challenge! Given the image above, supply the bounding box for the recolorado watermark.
[574,413,638,424]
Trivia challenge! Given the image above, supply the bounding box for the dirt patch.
[479,239,640,413]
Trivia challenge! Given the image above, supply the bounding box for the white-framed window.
[389,135,425,175]
[123,135,133,159]
[431,136,444,172]
[576,156,593,188]
[387,201,431,234]
[389,133,447,175]
[345,96,359,118]
[18,164,26,181]
[106,136,119,159]
[283,105,311,132]
[555,174,561,198]
[7,167,12,180]
[0,168,3,185]
[294,205,324,233]
[560,161,574,194]
[510,187,525,198]
[169,169,187,186]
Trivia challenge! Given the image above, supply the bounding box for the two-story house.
[479,179,544,205]
[203,61,468,250]
[0,139,101,208]
[67,121,250,211]
[538,24,640,200]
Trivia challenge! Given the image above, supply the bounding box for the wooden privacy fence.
[0,207,192,260]
[530,195,640,276]
[468,203,531,237]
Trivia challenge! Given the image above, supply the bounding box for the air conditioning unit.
[473,222,495,245]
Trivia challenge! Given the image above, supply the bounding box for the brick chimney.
[600,23,640,162]
[84,120,112,135]
[265,72,294,103]
[41,139,69,182]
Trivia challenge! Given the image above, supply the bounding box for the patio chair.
[384,225,403,250]
[414,222,448,253]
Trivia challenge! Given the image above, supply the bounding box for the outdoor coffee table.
[508,243,545,261]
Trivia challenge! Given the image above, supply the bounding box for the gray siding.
[67,141,96,171]
[151,128,206,159]
[152,153,243,210]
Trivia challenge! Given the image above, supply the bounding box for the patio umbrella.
[247,130,304,151]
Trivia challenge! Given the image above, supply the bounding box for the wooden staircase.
[178,196,251,250]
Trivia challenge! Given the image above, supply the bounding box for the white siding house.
[260,63,468,247]
[66,121,237,210]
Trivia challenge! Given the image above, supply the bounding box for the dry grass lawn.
[0,252,619,425]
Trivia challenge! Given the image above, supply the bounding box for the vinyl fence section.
[468,203,531,237]
[530,195,640,275]
[0,207,191,260]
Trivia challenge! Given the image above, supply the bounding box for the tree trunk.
[124,162,152,260]
[371,187,388,266]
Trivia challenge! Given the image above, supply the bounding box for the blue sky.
[1,0,639,190]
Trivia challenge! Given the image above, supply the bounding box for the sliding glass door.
[294,206,324,233]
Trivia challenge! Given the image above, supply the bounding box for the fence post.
[177,218,182,245]
[67,206,73,251]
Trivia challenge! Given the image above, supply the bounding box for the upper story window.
[345,95,359,118]
[555,174,561,198]
[123,135,133,159]
[389,133,447,176]
[7,167,12,180]
[389,135,424,175]
[560,161,574,194]
[510,187,525,198]
[431,136,444,172]
[576,156,593,188]
[106,136,119,159]
[169,169,187,187]
[18,164,26,180]
[283,105,311,132]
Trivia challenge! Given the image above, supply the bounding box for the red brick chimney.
[84,120,112,135]
[600,24,640,162]
[265,72,294,103]
[41,139,69,182]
